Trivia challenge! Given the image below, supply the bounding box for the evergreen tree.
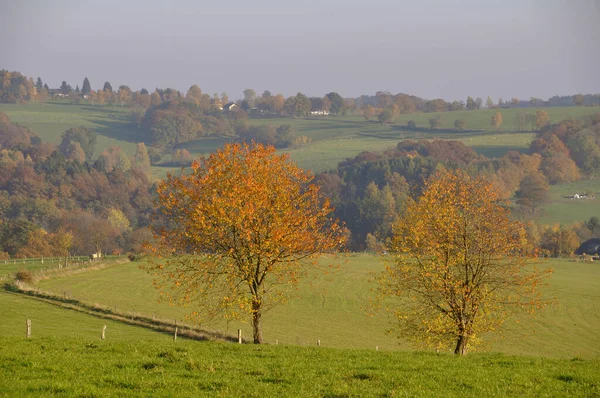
[35,77,43,92]
[75,85,80,93]
[103,81,113,92]
[82,77,91,94]
[60,81,72,94]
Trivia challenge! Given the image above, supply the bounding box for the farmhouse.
[223,102,237,111]
[574,238,600,256]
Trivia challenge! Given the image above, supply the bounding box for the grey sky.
[1,0,598,101]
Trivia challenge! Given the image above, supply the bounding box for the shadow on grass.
[85,117,145,143]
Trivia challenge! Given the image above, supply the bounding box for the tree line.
[0,113,154,259]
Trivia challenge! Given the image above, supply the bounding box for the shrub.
[407,120,417,129]
[15,269,34,284]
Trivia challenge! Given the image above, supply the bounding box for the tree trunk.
[454,335,468,355]
[252,299,263,344]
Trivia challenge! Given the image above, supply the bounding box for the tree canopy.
[377,169,551,354]
[149,142,345,343]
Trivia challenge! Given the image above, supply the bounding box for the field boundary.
[3,282,238,343]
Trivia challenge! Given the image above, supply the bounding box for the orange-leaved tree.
[377,169,551,355]
[149,142,345,343]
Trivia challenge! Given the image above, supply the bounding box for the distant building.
[310,110,330,116]
[223,102,237,111]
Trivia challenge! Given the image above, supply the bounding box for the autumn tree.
[491,111,502,132]
[378,170,550,354]
[515,171,549,213]
[535,110,550,130]
[454,119,466,130]
[149,142,345,343]
[574,94,584,106]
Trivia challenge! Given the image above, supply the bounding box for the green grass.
[0,289,170,340]
[1,338,598,397]
[33,254,600,358]
[0,101,140,158]
[537,179,600,225]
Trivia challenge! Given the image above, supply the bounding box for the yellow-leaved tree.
[149,142,345,343]
[377,169,551,354]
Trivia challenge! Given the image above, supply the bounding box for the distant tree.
[491,112,503,132]
[428,116,441,129]
[35,77,43,92]
[515,172,549,213]
[60,81,72,95]
[275,124,295,148]
[378,109,395,124]
[133,142,151,173]
[574,94,585,106]
[511,97,519,106]
[454,119,466,130]
[140,88,149,95]
[535,110,550,130]
[485,96,494,108]
[186,85,203,102]
[59,126,97,161]
[75,85,80,93]
[325,92,344,114]
[361,104,375,120]
[584,216,600,236]
[243,89,256,107]
[498,98,504,107]
[82,77,91,95]
[466,96,476,110]
[513,111,527,132]
[103,81,113,92]
[407,120,417,129]
[475,97,483,110]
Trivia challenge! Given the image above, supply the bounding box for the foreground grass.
[0,337,598,397]
[35,255,600,358]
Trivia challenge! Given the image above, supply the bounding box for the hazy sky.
[2,0,599,101]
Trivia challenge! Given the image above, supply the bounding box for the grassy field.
[0,102,140,158]
[1,337,598,397]
[32,254,600,359]
[537,179,600,225]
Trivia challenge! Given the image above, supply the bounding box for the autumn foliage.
[149,142,345,343]
[378,170,551,354]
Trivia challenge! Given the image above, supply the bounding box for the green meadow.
[1,254,599,396]
[23,254,600,359]
[1,337,598,397]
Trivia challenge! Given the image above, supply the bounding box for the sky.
[1,0,599,101]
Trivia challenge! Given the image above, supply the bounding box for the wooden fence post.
[101,325,106,340]
[26,319,31,338]
[238,329,242,344]
[173,327,178,341]
[317,339,321,346]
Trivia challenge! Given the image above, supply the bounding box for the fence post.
[317,339,321,346]
[173,327,178,341]
[238,329,242,344]
[101,325,106,340]
[26,319,31,338]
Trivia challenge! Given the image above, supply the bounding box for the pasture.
[28,254,600,359]
[1,337,598,397]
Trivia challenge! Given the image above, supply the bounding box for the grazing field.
[0,289,169,340]
[33,254,600,359]
[0,102,140,157]
[537,179,600,225]
[1,337,598,397]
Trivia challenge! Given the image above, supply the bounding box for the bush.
[128,253,137,261]
[15,269,34,284]
[407,120,417,129]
